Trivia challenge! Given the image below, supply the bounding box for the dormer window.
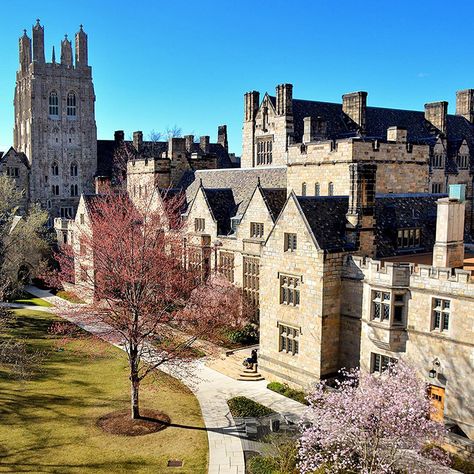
[67,92,77,117]
[457,154,469,170]
[49,91,59,117]
[397,228,421,249]
[432,154,444,169]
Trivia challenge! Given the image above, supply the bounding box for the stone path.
[24,286,306,474]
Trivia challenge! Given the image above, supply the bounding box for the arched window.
[70,184,78,197]
[51,162,59,176]
[315,183,320,196]
[49,91,59,117]
[70,162,78,177]
[67,92,76,117]
[301,182,307,196]
[328,182,334,196]
[51,184,60,196]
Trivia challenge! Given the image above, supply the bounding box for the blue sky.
[1,0,473,154]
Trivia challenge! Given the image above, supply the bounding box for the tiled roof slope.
[261,188,287,222]
[295,193,448,256]
[203,188,237,235]
[185,167,288,217]
[271,95,474,161]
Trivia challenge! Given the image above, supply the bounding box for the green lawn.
[0,309,208,473]
[13,292,53,308]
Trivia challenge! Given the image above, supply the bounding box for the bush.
[248,455,277,474]
[225,323,259,345]
[247,434,299,474]
[267,381,308,405]
[227,396,275,418]
[452,454,474,474]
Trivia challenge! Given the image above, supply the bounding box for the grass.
[13,291,53,308]
[0,309,208,473]
[55,289,85,304]
[267,381,308,405]
[227,396,275,418]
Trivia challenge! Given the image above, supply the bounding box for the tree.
[0,175,51,300]
[52,190,249,419]
[298,361,450,474]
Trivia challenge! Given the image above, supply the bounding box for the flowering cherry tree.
[299,361,450,474]
[50,190,249,419]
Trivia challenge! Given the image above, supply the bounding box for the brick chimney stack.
[342,91,367,134]
[424,101,448,135]
[456,89,474,123]
[432,185,466,268]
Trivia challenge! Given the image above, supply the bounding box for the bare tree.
[51,190,249,419]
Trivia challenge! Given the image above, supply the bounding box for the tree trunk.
[131,373,140,419]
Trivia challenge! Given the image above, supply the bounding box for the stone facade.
[11,21,97,218]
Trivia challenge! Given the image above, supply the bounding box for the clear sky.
[1,0,474,154]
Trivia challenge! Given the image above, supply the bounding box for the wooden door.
[429,385,445,422]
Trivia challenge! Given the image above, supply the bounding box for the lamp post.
[428,357,441,379]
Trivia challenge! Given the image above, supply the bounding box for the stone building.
[0,20,234,234]
[69,80,474,438]
[11,20,97,219]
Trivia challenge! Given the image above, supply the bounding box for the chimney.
[424,101,448,135]
[114,130,124,143]
[275,83,293,116]
[217,125,228,151]
[184,135,194,151]
[342,91,367,133]
[133,131,143,152]
[346,163,377,256]
[456,89,474,123]
[432,184,466,268]
[200,136,210,154]
[303,116,327,143]
[387,126,407,143]
[244,91,260,122]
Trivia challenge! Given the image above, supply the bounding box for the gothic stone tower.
[14,20,97,218]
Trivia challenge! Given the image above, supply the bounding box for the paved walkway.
[24,286,306,474]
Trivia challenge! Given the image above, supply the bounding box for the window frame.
[250,222,264,239]
[396,227,421,250]
[70,162,78,177]
[279,274,301,307]
[370,352,397,374]
[278,322,300,355]
[431,297,451,333]
[194,218,205,233]
[284,232,297,252]
[66,92,77,117]
[328,182,334,196]
[48,91,59,118]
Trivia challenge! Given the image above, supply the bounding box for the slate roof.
[96,138,233,179]
[295,193,447,256]
[270,95,474,168]
[185,167,288,217]
[203,188,237,235]
[261,187,287,222]
[297,196,352,253]
[0,147,31,169]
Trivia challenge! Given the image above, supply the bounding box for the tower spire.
[32,18,45,63]
[75,24,88,68]
[52,45,56,63]
[19,29,32,72]
[61,34,73,67]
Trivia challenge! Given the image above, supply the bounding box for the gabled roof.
[202,188,237,235]
[260,187,287,222]
[297,196,352,253]
[287,193,447,255]
[185,167,287,217]
[0,147,30,169]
